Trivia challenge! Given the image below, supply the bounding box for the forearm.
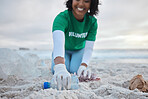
[52,30,65,65]
[54,56,65,65]
[81,63,87,67]
[81,40,94,66]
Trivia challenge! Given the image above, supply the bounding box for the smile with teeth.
[77,7,84,11]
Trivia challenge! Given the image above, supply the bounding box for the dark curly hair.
[66,0,100,16]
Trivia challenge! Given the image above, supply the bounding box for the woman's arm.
[52,30,71,90]
[81,40,94,66]
[53,30,65,65]
[77,40,94,78]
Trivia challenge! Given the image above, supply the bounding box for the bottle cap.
[44,82,51,89]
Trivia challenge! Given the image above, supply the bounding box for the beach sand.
[0,48,148,99]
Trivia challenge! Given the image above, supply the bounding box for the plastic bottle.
[43,74,79,90]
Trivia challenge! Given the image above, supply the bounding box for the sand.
[0,48,148,99]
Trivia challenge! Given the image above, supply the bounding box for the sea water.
[17,49,148,60]
[92,49,148,59]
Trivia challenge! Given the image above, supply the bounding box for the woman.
[51,0,99,90]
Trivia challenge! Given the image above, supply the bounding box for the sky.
[0,0,148,50]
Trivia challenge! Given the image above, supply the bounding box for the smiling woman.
[72,0,91,21]
[66,0,99,16]
[50,0,100,90]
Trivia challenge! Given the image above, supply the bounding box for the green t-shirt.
[52,10,98,50]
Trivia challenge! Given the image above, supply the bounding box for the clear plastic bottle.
[43,74,79,90]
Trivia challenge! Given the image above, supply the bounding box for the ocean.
[92,49,148,59]
[17,49,148,60]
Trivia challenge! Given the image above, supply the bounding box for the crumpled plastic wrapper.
[129,74,148,92]
[79,73,100,82]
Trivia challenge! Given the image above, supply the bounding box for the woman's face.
[72,0,91,21]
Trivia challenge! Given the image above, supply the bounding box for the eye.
[84,0,90,3]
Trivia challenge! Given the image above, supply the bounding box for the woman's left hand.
[77,65,91,78]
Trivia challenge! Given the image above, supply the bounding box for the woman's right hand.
[52,64,71,90]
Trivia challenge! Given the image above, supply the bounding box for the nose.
[79,1,84,7]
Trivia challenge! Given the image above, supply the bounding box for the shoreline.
[1,59,148,99]
[0,48,148,99]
